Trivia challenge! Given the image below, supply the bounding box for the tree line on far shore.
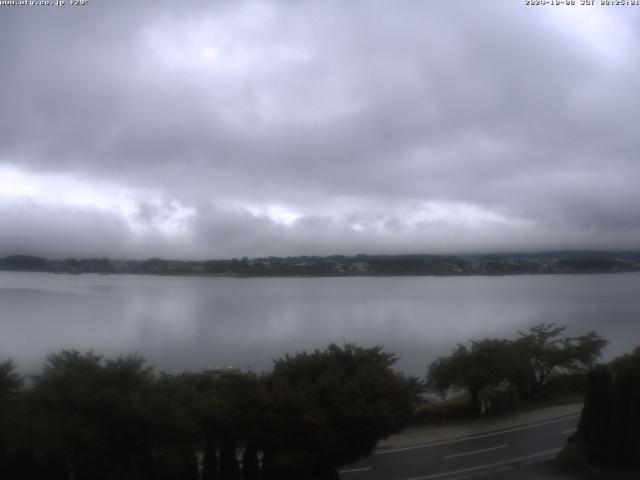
[3,251,640,277]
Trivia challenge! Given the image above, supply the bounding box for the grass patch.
[410,392,475,425]
[409,391,583,427]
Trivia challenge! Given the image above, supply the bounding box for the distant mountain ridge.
[2,251,640,276]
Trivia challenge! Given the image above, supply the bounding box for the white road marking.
[561,428,576,434]
[375,414,579,455]
[405,448,562,480]
[443,444,508,459]
[339,466,372,474]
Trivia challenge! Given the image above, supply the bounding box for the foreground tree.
[260,343,417,478]
[25,351,207,480]
[571,346,640,469]
[514,324,608,396]
[149,374,200,480]
[0,360,24,478]
[574,366,614,465]
[427,324,608,412]
[427,339,514,412]
[186,371,263,479]
[3,343,417,479]
[608,347,640,467]
[29,351,161,480]
[0,359,21,396]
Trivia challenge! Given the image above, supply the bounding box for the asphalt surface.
[339,414,580,480]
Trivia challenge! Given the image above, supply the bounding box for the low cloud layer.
[1,1,640,258]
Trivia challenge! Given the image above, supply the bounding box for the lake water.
[1,271,639,376]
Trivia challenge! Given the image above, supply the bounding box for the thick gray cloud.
[1,0,640,258]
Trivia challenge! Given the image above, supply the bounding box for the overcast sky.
[1,0,639,259]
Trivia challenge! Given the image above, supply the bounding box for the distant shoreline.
[4,268,640,280]
[2,251,640,278]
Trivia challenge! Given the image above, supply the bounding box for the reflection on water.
[1,271,639,375]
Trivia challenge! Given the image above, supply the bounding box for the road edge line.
[406,448,562,480]
[375,414,579,454]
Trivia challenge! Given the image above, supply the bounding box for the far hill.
[0,255,49,272]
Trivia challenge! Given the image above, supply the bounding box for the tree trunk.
[219,436,241,480]
[241,444,260,480]
[202,433,219,480]
[470,385,480,414]
[181,450,199,480]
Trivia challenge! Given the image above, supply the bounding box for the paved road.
[339,414,579,480]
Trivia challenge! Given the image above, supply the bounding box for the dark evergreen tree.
[0,360,23,480]
[574,366,613,465]
[608,348,640,468]
[572,347,640,469]
[241,444,260,480]
[202,432,219,480]
[219,436,241,480]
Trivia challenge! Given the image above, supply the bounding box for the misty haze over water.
[2,271,639,376]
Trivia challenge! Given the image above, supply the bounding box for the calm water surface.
[1,271,639,375]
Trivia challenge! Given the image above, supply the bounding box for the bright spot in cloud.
[242,203,302,226]
[544,6,633,67]
[0,165,195,238]
[202,46,220,63]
